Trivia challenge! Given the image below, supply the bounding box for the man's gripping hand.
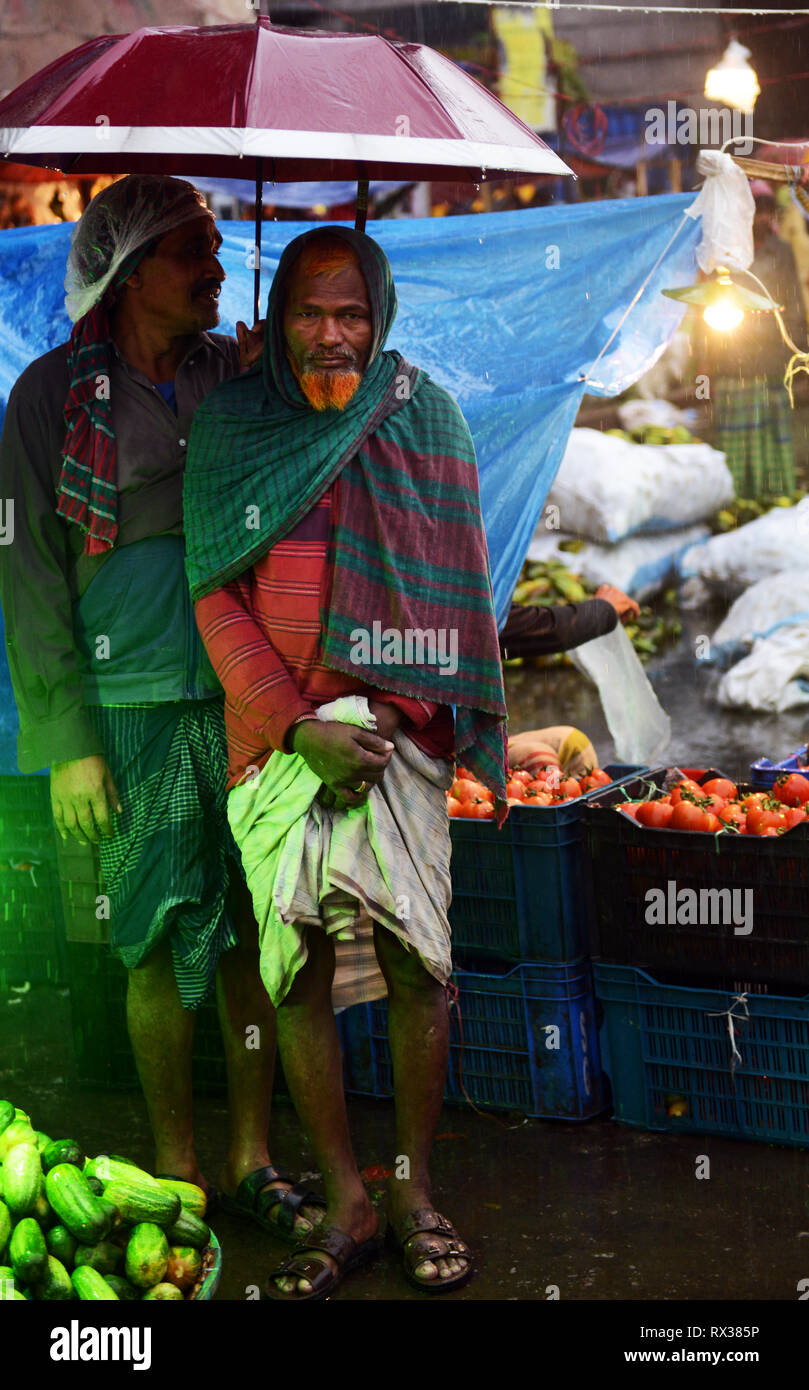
[291,720,394,810]
[50,755,122,845]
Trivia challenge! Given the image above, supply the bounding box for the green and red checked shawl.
[183,226,508,815]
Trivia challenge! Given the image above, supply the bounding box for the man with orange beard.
[183,226,509,1299]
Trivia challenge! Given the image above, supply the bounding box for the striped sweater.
[194,476,455,791]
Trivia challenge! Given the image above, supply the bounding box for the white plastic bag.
[717,623,809,711]
[679,500,809,594]
[547,428,733,543]
[568,622,672,765]
[685,149,755,275]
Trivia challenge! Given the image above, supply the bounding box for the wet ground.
[5,611,809,1315]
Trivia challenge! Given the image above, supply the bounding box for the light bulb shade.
[662,273,777,313]
[705,38,760,114]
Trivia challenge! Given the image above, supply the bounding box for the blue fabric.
[0,196,701,773]
[154,378,178,414]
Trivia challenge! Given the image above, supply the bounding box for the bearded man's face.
[282,248,373,411]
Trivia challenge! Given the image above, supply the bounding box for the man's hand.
[595,584,641,623]
[292,719,394,809]
[368,699,402,743]
[236,320,265,372]
[50,755,122,845]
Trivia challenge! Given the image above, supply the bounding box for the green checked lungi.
[713,376,796,497]
[86,698,243,1008]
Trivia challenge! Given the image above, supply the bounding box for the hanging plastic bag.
[568,622,672,765]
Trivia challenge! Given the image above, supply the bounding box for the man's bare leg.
[126,940,205,1185]
[373,924,467,1284]
[215,871,321,1235]
[272,926,378,1295]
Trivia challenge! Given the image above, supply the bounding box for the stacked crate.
[583,767,809,1149]
[338,765,647,1119]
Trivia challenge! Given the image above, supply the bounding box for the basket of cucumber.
[0,1101,220,1302]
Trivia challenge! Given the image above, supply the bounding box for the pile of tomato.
[447,764,613,819]
[617,772,809,836]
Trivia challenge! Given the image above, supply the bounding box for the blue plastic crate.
[594,962,809,1148]
[750,747,809,790]
[339,960,606,1120]
[449,763,649,963]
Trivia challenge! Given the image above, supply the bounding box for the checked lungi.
[86,698,243,1008]
[713,376,796,497]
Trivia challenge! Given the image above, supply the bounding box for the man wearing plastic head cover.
[184,225,509,1299]
[0,173,325,1242]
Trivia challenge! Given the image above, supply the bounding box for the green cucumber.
[10,1216,47,1284]
[0,1102,15,1137]
[165,1207,210,1249]
[74,1240,122,1275]
[103,1179,180,1228]
[84,1154,156,1187]
[42,1138,85,1174]
[0,1120,36,1162]
[46,1225,78,1267]
[0,1198,12,1256]
[71,1265,119,1301]
[155,1178,207,1218]
[2,1141,43,1214]
[34,1254,73,1301]
[33,1131,52,1154]
[125,1223,169,1289]
[104,1273,142,1301]
[45,1164,113,1245]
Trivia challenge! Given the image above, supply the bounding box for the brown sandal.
[387,1209,473,1294]
[265,1225,381,1301]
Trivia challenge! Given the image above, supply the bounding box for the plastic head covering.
[64,173,214,323]
[263,224,397,407]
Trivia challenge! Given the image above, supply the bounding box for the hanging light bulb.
[705,38,760,114]
[662,266,775,334]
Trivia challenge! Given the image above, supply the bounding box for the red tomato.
[741,792,768,812]
[636,800,674,829]
[746,804,787,835]
[467,801,494,819]
[702,777,738,801]
[670,800,711,832]
[773,773,809,807]
[506,779,526,801]
[719,803,746,830]
[451,778,488,804]
[508,769,533,786]
[455,766,474,781]
[670,779,704,805]
[783,805,808,829]
[700,792,726,814]
[446,796,462,817]
[703,812,722,833]
[617,802,641,818]
[558,777,583,800]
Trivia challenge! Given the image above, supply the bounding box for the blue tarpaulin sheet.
[0,194,700,773]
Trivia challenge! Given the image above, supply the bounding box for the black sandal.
[219,1164,326,1244]
[386,1209,473,1294]
[265,1225,381,1302]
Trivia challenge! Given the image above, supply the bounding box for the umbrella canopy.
[0,19,573,184]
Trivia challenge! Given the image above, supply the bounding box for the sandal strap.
[396,1208,458,1242]
[234,1164,293,1210]
[256,1182,326,1234]
[269,1251,336,1299]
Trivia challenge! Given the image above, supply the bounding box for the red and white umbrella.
[0,18,574,315]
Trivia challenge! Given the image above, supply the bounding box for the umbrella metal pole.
[355,176,369,232]
[254,158,263,325]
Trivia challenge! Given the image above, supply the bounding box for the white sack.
[547,428,733,544]
[710,569,809,659]
[717,623,809,711]
[679,499,809,594]
[527,524,711,601]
